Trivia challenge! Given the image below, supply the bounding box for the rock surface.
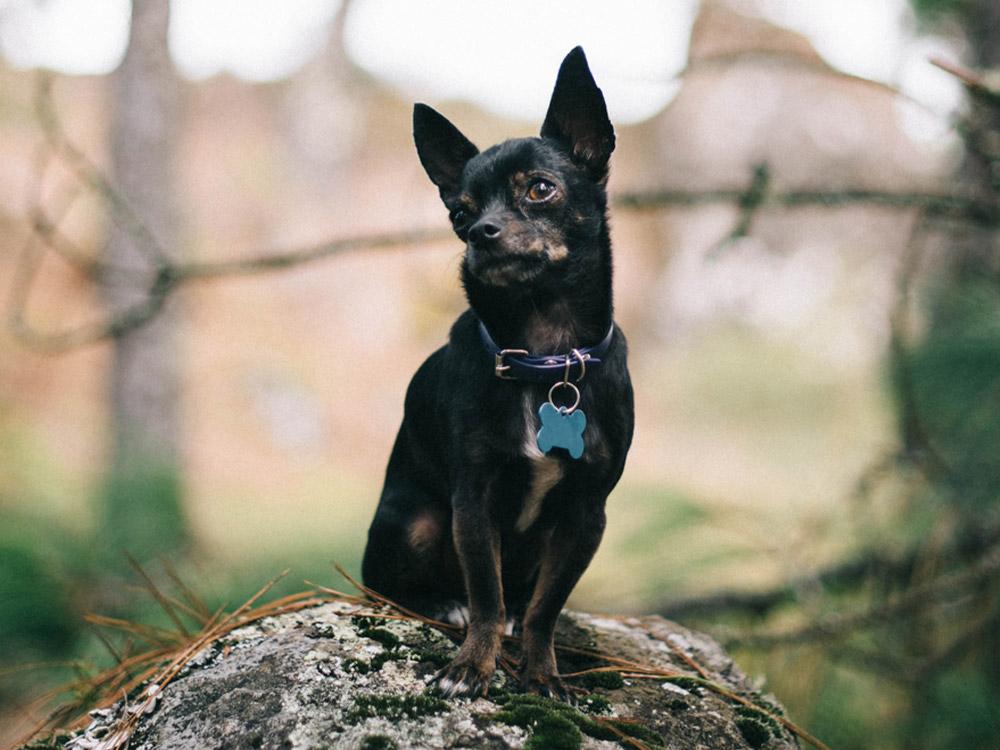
[67,602,799,750]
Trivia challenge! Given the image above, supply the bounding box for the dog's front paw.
[431,659,494,699]
[520,668,576,704]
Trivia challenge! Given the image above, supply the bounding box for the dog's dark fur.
[362,47,634,701]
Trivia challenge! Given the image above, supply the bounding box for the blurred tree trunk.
[101,0,185,563]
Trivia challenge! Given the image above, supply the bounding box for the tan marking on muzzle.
[523,228,567,261]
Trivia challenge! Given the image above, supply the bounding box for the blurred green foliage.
[101,465,186,567]
[905,266,1000,513]
[907,669,1000,749]
[0,511,87,726]
[727,251,1000,750]
[0,513,81,661]
[617,489,707,557]
[909,0,969,22]
[805,667,877,750]
[897,255,1000,748]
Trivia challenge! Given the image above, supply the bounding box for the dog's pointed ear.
[540,47,615,181]
[413,103,479,196]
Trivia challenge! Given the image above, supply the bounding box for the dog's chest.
[516,393,564,532]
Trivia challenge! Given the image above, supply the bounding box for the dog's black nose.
[469,218,503,246]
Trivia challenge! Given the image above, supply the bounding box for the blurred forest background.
[1,0,998,748]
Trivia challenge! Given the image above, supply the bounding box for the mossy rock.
[54,602,802,749]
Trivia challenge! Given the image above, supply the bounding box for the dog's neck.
[464,240,613,355]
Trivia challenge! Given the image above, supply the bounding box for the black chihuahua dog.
[362,47,633,702]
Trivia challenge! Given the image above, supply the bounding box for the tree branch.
[723,539,1000,650]
[659,520,1000,622]
[10,60,999,353]
[930,56,1000,106]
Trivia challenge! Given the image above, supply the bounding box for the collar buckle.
[495,348,529,380]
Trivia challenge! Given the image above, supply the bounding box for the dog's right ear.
[413,104,479,196]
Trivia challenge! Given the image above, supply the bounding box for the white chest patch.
[517,393,564,532]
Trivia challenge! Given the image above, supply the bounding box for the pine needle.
[125,553,190,638]
[160,557,211,621]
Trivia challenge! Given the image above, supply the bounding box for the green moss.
[752,696,786,718]
[663,676,705,692]
[526,716,579,750]
[579,694,611,714]
[306,622,336,639]
[344,694,449,725]
[735,717,772,749]
[370,651,402,670]
[342,652,403,674]
[578,670,624,689]
[494,696,582,750]
[360,626,402,650]
[487,686,513,702]
[735,705,782,734]
[351,615,380,629]
[340,616,414,674]
[342,657,372,674]
[414,648,451,668]
[491,694,663,750]
[350,613,402,650]
[603,719,666,746]
[359,735,398,750]
[733,703,789,748]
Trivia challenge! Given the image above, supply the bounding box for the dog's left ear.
[541,46,615,182]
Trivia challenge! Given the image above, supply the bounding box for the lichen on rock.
[62,601,800,749]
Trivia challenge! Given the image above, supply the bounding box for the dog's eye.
[450,208,469,225]
[526,179,557,203]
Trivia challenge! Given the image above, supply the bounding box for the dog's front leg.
[519,506,607,702]
[432,485,505,698]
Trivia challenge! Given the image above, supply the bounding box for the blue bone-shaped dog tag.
[536,402,586,459]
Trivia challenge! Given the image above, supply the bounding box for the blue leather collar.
[478,320,615,383]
